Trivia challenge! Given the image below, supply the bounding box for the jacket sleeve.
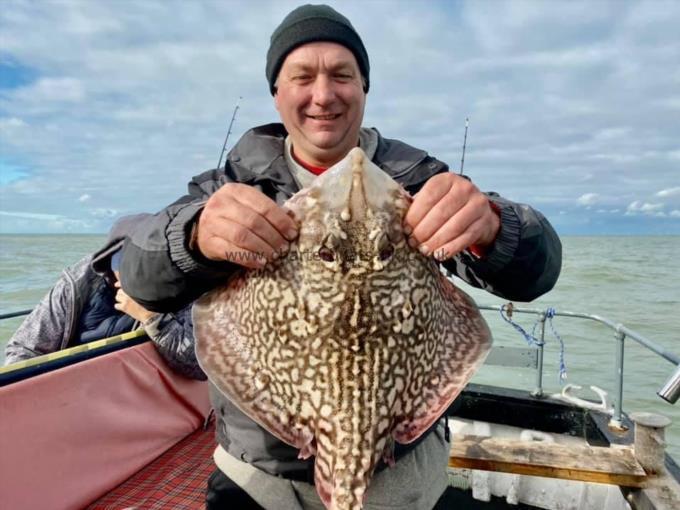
[4,274,73,365]
[441,192,562,302]
[119,169,239,313]
[143,305,206,380]
[405,157,561,303]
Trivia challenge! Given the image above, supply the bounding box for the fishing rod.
[440,117,471,272]
[216,97,242,170]
[459,117,469,175]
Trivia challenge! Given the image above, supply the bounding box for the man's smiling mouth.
[307,113,342,121]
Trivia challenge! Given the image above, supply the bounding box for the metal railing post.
[532,312,547,398]
[610,329,626,429]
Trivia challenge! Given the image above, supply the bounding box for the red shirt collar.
[291,149,328,176]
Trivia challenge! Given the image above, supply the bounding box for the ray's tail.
[314,413,389,510]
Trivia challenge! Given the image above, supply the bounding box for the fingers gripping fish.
[194,148,492,510]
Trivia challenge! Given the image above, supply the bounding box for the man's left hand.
[403,173,500,261]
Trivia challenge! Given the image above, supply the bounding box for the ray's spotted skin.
[194,148,492,510]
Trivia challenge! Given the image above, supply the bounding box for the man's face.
[274,42,366,167]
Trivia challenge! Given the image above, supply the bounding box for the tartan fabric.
[88,421,216,510]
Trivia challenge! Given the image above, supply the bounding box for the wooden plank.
[449,434,647,488]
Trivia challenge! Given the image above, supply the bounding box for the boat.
[1,302,679,510]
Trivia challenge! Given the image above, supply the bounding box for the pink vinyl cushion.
[0,342,210,510]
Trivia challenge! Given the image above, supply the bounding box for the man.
[120,5,561,509]
[5,214,204,381]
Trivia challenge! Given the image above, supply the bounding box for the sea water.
[1,234,678,459]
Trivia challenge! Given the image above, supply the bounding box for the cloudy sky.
[1,0,679,235]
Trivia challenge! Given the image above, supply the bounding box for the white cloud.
[0,209,93,232]
[1,0,679,234]
[78,194,91,202]
[670,210,680,218]
[12,77,85,104]
[577,193,600,206]
[90,208,118,219]
[625,201,666,216]
[0,117,27,132]
[640,203,664,212]
[594,127,631,140]
[0,210,65,221]
[656,187,680,198]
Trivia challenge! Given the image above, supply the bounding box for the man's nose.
[311,75,336,105]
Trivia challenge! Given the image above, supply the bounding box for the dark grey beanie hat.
[266,4,370,95]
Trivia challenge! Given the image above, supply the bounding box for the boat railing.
[2,305,679,427]
[477,303,680,428]
[0,309,32,320]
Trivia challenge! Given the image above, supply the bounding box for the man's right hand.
[195,183,299,268]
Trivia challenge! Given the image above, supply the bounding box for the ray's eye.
[319,247,335,262]
[379,244,394,261]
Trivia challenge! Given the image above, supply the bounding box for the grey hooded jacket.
[119,123,562,478]
[4,216,206,380]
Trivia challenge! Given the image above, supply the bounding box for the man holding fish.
[120,5,561,510]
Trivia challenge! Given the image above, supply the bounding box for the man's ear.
[274,90,280,112]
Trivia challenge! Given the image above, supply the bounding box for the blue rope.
[545,307,568,383]
[499,304,544,347]
[499,305,568,383]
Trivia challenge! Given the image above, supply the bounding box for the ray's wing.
[193,267,316,453]
[393,273,492,444]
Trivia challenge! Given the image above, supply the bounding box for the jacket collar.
[225,123,433,185]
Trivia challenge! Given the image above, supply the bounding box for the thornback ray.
[193,147,492,510]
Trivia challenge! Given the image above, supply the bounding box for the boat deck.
[85,416,544,510]
[87,422,216,510]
